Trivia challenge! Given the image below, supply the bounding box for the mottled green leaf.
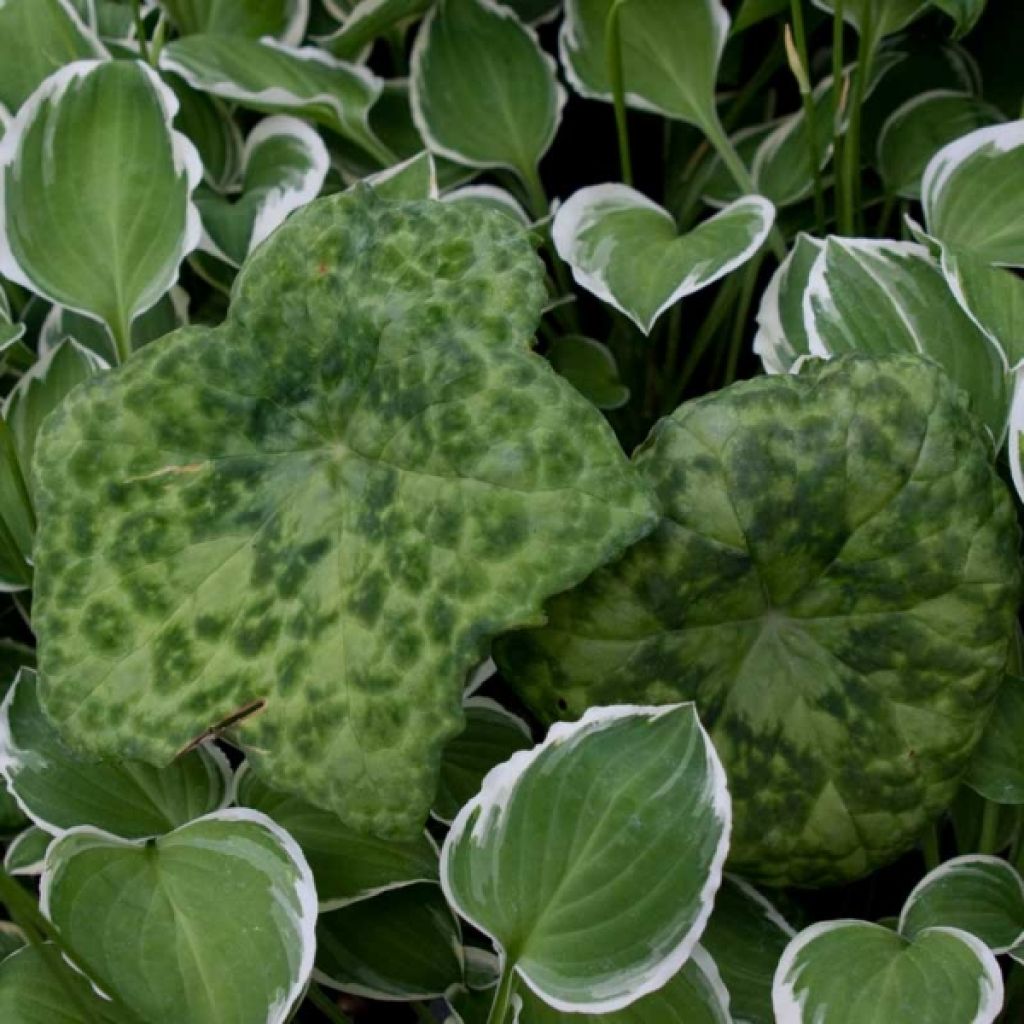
[900,855,1024,953]
[3,824,49,875]
[0,0,106,114]
[442,704,730,1012]
[923,120,1024,267]
[319,0,432,60]
[930,0,987,37]
[315,882,464,999]
[878,91,1003,200]
[966,675,1024,803]
[158,0,309,44]
[547,335,629,411]
[553,185,775,334]
[773,920,1003,1023]
[41,810,317,1024]
[496,356,1022,886]
[235,762,438,909]
[411,0,564,182]
[0,60,202,361]
[32,190,657,838]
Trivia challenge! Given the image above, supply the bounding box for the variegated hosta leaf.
[966,674,1024,803]
[900,855,1024,955]
[197,116,329,268]
[0,922,25,960]
[0,668,231,837]
[0,283,26,353]
[442,704,730,1013]
[803,237,1010,443]
[320,0,432,60]
[0,60,202,361]
[411,0,564,183]
[0,0,106,113]
[560,0,727,129]
[31,190,657,838]
[495,356,1022,886]
[235,762,439,909]
[167,73,244,193]
[315,882,464,1000]
[923,120,1024,267]
[773,920,1003,1024]
[159,36,390,164]
[513,947,731,1024]
[552,185,775,334]
[41,810,317,1024]
[811,0,928,44]
[878,90,1004,200]
[443,185,530,224]
[3,824,50,875]
[362,150,438,201]
[158,0,310,44]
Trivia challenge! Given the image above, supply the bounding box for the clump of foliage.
[0,1,1023,1023]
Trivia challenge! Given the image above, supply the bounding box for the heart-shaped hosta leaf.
[197,116,329,268]
[31,190,657,838]
[966,675,1024,802]
[0,60,202,361]
[442,704,730,1013]
[923,121,1024,267]
[0,669,231,837]
[0,0,105,113]
[433,698,533,824]
[411,0,564,182]
[235,763,438,908]
[514,947,731,1024]
[773,920,1003,1024]
[41,810,317,1024]
[900,855,1024,954]
[560,0,727,129]
[3,824,49,875]
[315,882,464,1000]
[495,356,1022,886]
[553,185,775,334]
[158,0,309,44]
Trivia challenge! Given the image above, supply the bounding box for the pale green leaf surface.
[442,704,730,1013]
[553,185,775,334]
[41,810,317,1024]
[966,675,1024,802]
[3,824,50,874]
[546,335,629,411]
[31,190,657,838]
[495,356,1022,886]
[159,0,309,44]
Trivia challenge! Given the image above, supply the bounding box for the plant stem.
[831,0,846,230]
[978,800,1002,855]
[922,824,941,872]
[841,10,874,235]
[486,960,517,1024]
[306,983,353,1024]
[110,316,132,366]
[412,1001,437,1023]
[130,0,150,63]
[787,2,826,233]
[724,252,764,385]
[605,0,633,185]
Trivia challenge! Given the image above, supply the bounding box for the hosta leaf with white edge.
[159,36,390,165]
[3,824,50,875]
[878,91,1004,200]
[900,855,1024,954]
[411,0,564,186]
[197,116,329,268]
[0,922,25,961]
[464,656,497,697]
[168,73,244,193]
[922,121,1024,267]
[433,697,533,824]
[443,185,530,224]
[362,150,438,201]
[0,60,202,363]
[158,0,310,45]
[40,809,317,1024]
[235,762,439,910]
[0,283,25,354]
[803,237,1010,442]
[811,0,928,44]
[30,190,657,838]
[773,920,1003,1024]
[0,669,232,837]
[315,882,464,1000]
[966,674,1024,803]
[553,185,775,334]
[0,0,106,113]
[319,0,432,60]
[441,703,731,1013]
[513,946,731,1024]
[560,0,727,129]
[930,0,988,38]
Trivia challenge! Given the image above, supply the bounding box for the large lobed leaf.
[31,189,657,838]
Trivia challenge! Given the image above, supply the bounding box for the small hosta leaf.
[773,921,1003,1024]
[362,150,438,201]
[560,0,727,128]
[315,882,464,1000]
[31,191,657,838]
[320,0,432,60]
[197,116,329,268]
[41,810,317,1024]
[900,855,1024,953]
[0,60,202,361]
[441,704,730,1013]
[236,763,438,909]
[922,120,1024,267]
[966,675,1024,803]
[3,824,50,875]
[553,185,775,334]
[159,0,310,44]
[878,90,1004,200]
[168,73,244,193]
[495,356,1022,886]
[411,0,564,182]
[546,335,629,411]
[0,669,231,837]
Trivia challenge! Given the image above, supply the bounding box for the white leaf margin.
[440,702,732,1015]
[2,826,49,877]
[362,149,439,199]
[443,185,530,224]
[0,59,203,337]
[38,807,319,1024]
